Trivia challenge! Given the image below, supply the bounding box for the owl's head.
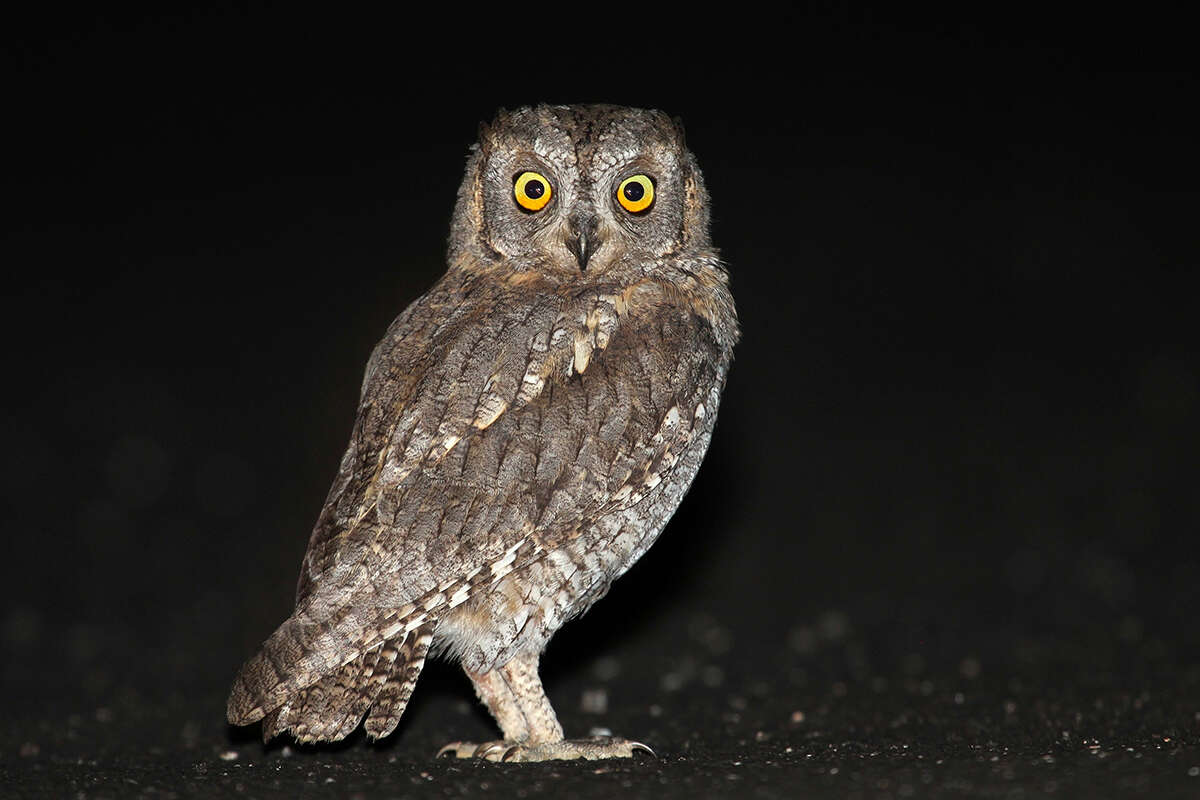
[448,104,712,279]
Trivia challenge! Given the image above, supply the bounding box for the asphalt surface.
[6,589,1200,799]
[4,9,1199,800]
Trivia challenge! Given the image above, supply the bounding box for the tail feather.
[288,647,373,743]
[260,704,290,743]
[226,610,331,726]
[228,543,538,732]
[329,639,399,741]
[365,623,434,739]
[246,624,434,744]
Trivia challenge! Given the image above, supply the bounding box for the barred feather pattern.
[257,623,434,743]
[227,537,543,728]
[364,622,434,739]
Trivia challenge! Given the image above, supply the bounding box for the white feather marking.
[490,548,518,576]
[573,335,592,374]
[472,394,508,429]
[449,583,471,607]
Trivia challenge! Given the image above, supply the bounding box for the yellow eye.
[617,174,655,213]
[513,171,552,212]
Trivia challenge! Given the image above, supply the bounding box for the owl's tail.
[226,617,435,743]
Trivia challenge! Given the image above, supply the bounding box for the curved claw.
[627,740,657,758]
[436,742,463,758]
[475,741,511,760]
[500,745,521,762]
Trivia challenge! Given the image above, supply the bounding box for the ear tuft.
[671,116,688,148]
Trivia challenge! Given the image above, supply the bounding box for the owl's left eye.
[616,174,655,213]
[514,171,553,212]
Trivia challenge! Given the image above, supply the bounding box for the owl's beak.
[565,212,601,272]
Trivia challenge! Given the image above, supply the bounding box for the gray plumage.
[227,104,738,759]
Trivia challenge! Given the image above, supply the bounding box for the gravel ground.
[6,604,1200,799]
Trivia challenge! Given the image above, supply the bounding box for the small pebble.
[580,688,608,714]
[787,626,817,654]
[702,665,724,687]
[592,656,621,681]
[661,672,685,692]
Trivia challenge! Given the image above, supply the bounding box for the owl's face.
[450,105,711,279]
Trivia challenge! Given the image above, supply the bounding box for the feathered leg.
[438,652,652,762]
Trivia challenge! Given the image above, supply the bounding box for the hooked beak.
[565,212,601,271]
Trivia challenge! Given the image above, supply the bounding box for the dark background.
[3,8,1198,798]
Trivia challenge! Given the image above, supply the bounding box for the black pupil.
[525,179,545,199]
[623,181,645,202]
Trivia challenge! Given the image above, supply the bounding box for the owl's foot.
[436,740,513,760]
[436,736,655,762]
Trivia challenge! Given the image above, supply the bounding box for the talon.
[628,740,656,758]
[476,742,509,760]
[436,742,462,758]
[501,745,521,762]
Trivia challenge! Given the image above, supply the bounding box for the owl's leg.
[496,653,563,744]
[438,653,653,762]
[436,654,550,758]
[470,666,530,742]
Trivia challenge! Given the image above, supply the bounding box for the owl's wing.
[227,272,729,724]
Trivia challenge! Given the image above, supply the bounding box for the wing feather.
[227,273,728,727]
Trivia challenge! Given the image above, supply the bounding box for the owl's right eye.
[513,171,553,212]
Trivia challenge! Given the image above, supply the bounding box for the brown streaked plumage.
[227,104,738,760]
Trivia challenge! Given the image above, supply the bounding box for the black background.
[3,7,1199,798]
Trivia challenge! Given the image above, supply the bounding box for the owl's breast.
[435,303,732,673]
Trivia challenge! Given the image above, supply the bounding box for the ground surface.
[6,624,1200,799]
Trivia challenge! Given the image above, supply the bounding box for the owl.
[226,104,739,761]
